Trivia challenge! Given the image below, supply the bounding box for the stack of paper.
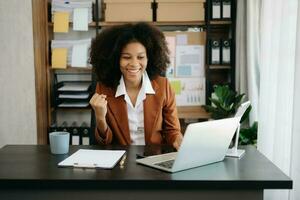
[51,38,91,68]
[51,0,93,23]
[58,82,91,92]
[57,81,91,108]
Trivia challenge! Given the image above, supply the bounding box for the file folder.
[209,39,221,64]
[81,129,90,145]
[222,0,231,19]
[71,122,80,145]
[80,122,90,145]
[211,0,221,19]
[222,39,231,64]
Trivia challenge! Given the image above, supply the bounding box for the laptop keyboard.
[154,160,175,169]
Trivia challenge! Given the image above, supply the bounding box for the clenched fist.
[89,93,108,120]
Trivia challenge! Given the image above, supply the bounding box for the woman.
[89,22,182,149]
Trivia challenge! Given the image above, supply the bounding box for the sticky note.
[52,48,68,69]
[53,12,69,33]
[73,8,89,31]
[170,80,181,95]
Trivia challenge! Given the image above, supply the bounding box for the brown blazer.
[94,76,182,146]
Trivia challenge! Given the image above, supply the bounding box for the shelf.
[98,21,206,27]
[48,22,97,27]
[177,106,210,119]
[209,21,232,25]
[50,66,92,72]
[54,107,91,111]
[209,65,231,70]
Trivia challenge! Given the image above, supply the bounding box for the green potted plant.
[203,84,257,146]
[239,121,258,146]
[202,85,245,119]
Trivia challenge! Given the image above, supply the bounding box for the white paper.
[168,78,206,106]
[58,149,126,169]
[73,8,88,31]
[59,93,90,99]
[212,4,221,19]
[51,0,93,23]
[175,45,205,77]
[58,101,89,107]
[58,82,90,92]
[176,34,188,45]
[71,43,88,67]
[222,4,231,18]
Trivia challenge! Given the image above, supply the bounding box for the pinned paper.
[166,36,176,77]
[54,12,69,33]
[176,45,205,77]
[73,8,89,31]
[71,43,88,67]
[176,34,188,45]
[166,36,176,57]
[52,48,67,69]
[170,80,181,95]
[168,78,206,106]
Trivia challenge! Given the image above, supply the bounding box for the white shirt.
[115,72,155,145]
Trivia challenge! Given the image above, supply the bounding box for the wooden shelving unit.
[32,0,236,144]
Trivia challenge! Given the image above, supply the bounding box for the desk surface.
[0,145,292,190]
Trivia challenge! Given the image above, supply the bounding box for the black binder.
[211,0,221,20]
[209,39,221,64]
[222,0,232,19]
[71,121,80,145]
[80,122,90,145]
[221,39,231,64]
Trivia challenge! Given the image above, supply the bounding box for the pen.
[119,154,127,167]
[136,153,146,159]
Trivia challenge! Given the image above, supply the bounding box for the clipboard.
[58,149,126,169]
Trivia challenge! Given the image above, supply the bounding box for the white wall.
[0,0,37,147]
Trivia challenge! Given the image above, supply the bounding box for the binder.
[209,39,221,64]
[60,121,69,132]
[222,0,231,19]
[81,122,90,145]
[211,0,221,19]
[71,121,80,145]
[222,39,231,64]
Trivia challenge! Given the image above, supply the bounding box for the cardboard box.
[156,0,205,22]
[104,0,153,22]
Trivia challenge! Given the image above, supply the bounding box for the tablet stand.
[226,123,245,158]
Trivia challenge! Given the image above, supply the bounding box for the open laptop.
[136,117,240,173]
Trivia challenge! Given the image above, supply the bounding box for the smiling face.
[120,42,148,88]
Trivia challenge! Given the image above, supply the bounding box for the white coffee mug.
[49,132,70,154]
